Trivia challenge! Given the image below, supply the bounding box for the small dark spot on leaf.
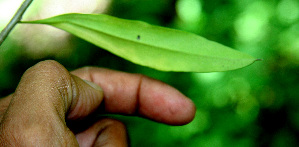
[137,35,140,40]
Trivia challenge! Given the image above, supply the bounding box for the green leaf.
[21,13,258,72]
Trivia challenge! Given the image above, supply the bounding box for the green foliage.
[22,13,257,72]
[1,0,299,146]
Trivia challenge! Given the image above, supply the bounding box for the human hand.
[0,60,196,146]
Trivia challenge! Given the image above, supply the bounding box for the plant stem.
[0,0,33,46]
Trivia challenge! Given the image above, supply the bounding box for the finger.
[0,60,103,146]
[71,67,196,125]
[76,118,127,147]
[0,95,12,121]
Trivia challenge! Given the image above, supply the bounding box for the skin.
[0,60,196,146]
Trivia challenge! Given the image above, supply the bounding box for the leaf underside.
[21,13,258,72]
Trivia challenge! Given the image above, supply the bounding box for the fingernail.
[83,79,103,91]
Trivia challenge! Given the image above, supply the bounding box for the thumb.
[0,60,103,146]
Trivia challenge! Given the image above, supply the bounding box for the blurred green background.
[1,0,299,146]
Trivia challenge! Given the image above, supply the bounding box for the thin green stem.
[0,0,33,46]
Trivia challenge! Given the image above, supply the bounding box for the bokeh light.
[234,1,272,43]
[276,0,299,25]
[176,0,202,23]
[1,0,299,146]
[0,0,24,26]
[175,0,204,32]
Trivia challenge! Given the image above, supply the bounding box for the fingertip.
[139,77,196,125]
[179,97,196,125]
[67,75,104,120]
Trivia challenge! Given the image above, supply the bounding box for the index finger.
[71,67,196,125]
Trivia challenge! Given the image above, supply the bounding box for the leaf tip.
[256,58,263,61]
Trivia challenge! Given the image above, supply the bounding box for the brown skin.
[0,60,196,146]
